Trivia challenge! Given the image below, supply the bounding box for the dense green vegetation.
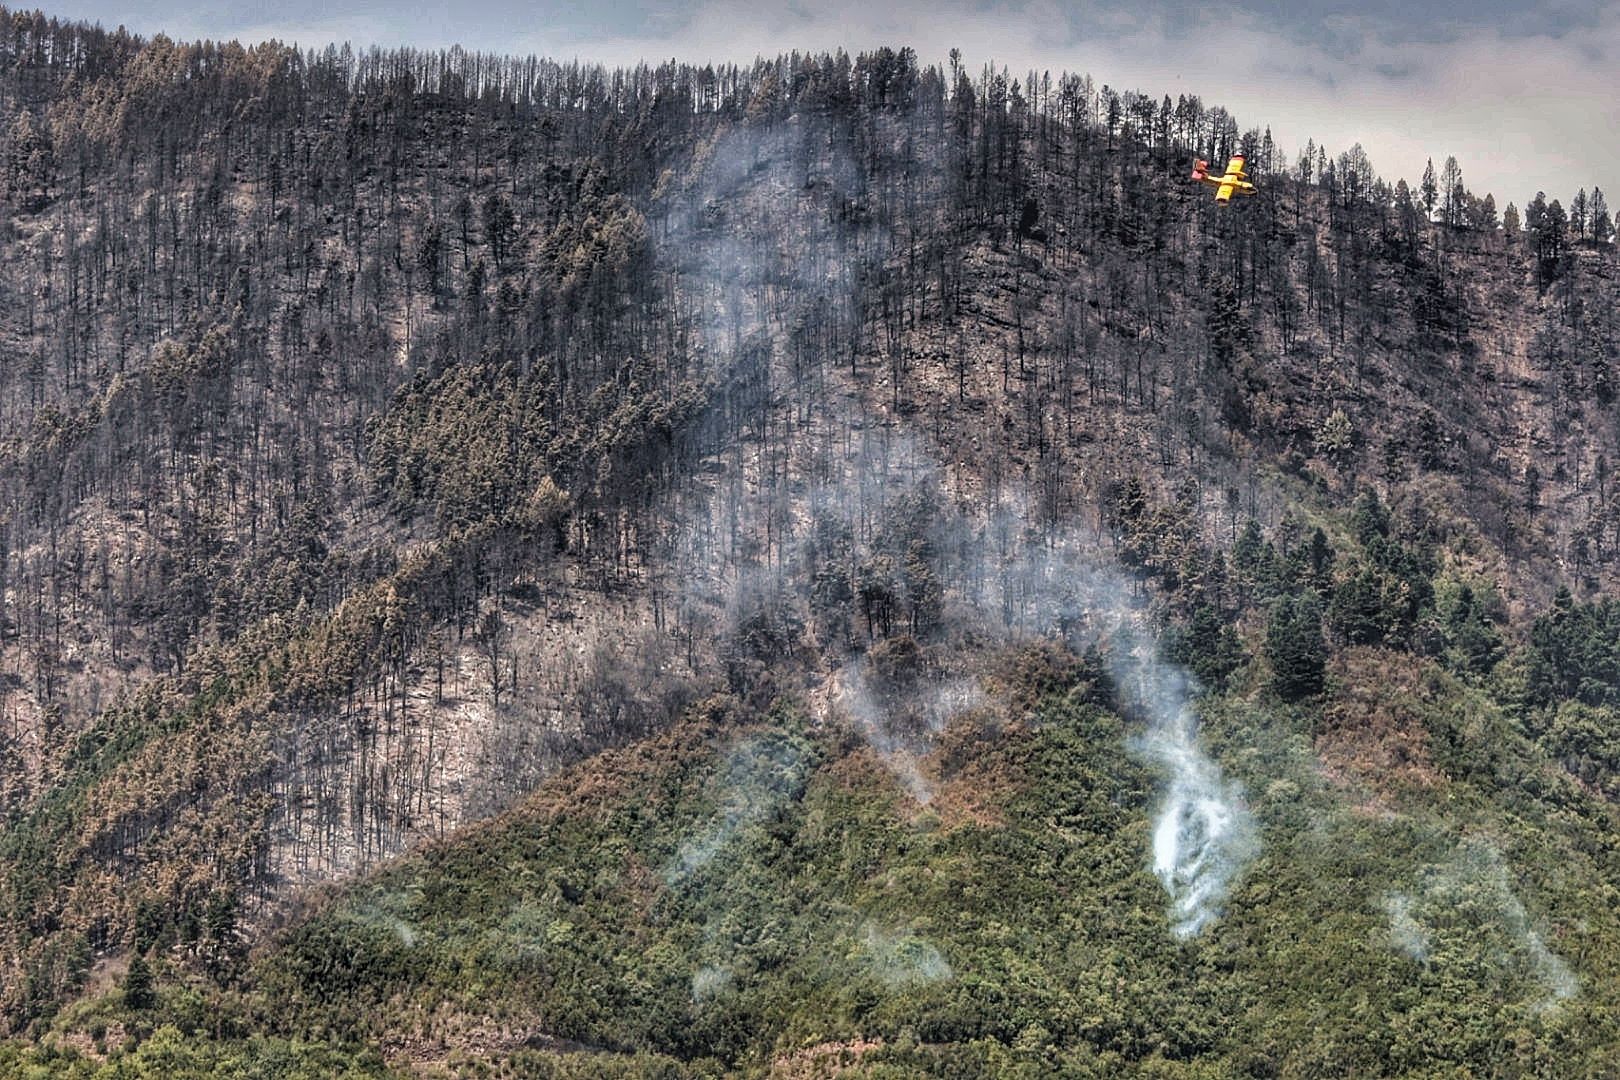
[0,1029,390,1079]
[12,504,1620,1076]
[16,631,1620,1076]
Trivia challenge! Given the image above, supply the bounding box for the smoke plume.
[654,111,1254,940]
[1383,839,1577,1010]
[1141,700,1256,939]
[665,732,812,883]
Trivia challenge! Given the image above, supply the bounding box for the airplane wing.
[1224,156,1247,181]
[1216,182,1236,203]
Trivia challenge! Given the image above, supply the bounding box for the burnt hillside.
[1,9,1620,1072]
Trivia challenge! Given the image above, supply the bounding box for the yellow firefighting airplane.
[1191,155,1257,203]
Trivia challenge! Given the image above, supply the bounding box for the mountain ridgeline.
[2,7,1620,1075]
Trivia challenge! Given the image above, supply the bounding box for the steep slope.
[2,11,1620,1073]
[22,645,1620,1076]
[255,675,1620,1078]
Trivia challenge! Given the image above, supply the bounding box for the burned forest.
[2,9,1620,1076]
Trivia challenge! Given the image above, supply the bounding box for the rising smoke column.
[709,470,1260,938]
[654,112,1257,941]
[1140,698,1255,938]
[974,510,1257,939]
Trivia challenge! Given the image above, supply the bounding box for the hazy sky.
[46,0,1620,208]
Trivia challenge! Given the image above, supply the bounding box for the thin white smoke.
[1383,839,1577,1010]
[968,508,1257,939]
[665,734,810,883]
[1143,703,1255,938]
[655,109,1255,940]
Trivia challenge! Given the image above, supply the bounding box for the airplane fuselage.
[1192,155,1258,203]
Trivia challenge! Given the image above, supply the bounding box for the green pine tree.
[1330,564,1389,646]
[1445,585,1502,675]
[1266,593,1327,701]
[1169,601,1245,689]
[122,952,155,1011]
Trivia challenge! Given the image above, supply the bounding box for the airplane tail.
[1191,158,1208,180]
